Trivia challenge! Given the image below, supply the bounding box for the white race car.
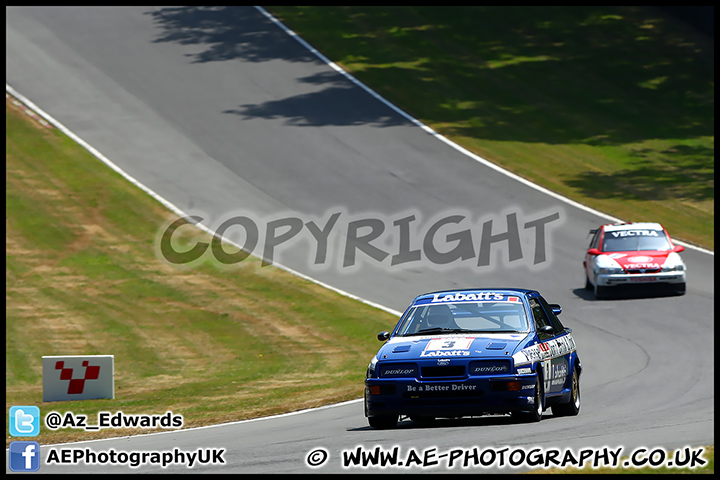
[584,222,686,299]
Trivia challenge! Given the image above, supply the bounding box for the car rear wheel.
[552,367,580,417]
[368,415,398,429]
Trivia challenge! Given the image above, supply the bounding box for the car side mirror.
[673,245,685,253]
[539,325,554,335]
[377,331,390,341]
[587,248,601,256]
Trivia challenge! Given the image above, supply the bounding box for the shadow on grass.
[564,144,714,201]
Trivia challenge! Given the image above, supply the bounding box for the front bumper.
[364,374,537,418]
[595,270,685,287]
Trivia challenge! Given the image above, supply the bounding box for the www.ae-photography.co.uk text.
[156,208,562,273]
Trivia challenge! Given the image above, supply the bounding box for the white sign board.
[42,355,114,402]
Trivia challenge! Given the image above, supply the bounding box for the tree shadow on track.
[223,84,407,127]
[146,6,410,128]
[147,6,313,64]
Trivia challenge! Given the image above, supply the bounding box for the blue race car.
[364,288,581,429]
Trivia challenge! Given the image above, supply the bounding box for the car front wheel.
[514,375,543,423]
[594,282,610,300]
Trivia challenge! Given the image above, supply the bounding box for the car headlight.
[662,264,684,272]
[367,356,378,378]
[595,255,623,275]
[662,252,686,272]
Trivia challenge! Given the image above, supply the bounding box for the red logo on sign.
[538,343,549,352]
[55,361,101,394]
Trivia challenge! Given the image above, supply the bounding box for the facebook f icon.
[10,406,40,436]
[9,441,41,472]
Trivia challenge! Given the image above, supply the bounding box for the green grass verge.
[265,6,713,249]
[6,98,398,446]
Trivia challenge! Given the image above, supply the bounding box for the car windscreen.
[602,229,672,252]
[395,301,529,336]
